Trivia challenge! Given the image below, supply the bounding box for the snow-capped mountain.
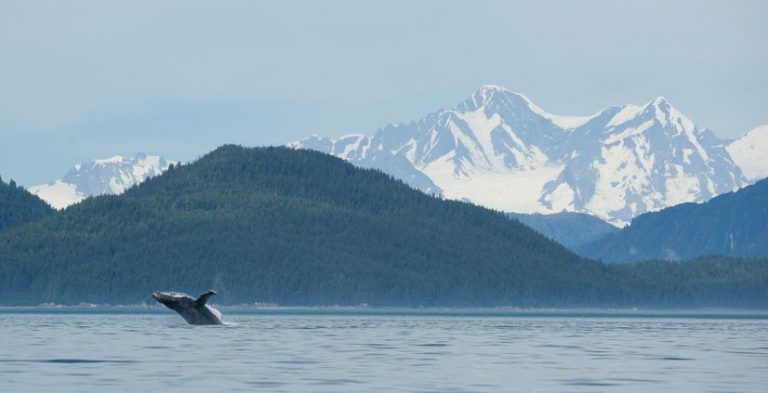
[727,125,768,182]
[290,85,750,226]
[29,153,177,209]
[540,96,744,224]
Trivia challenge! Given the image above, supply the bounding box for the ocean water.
[0,309,766,392]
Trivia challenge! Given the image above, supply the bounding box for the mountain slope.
[577,178,768,263]
[291,135,442,195]
[291,86,747,226]
[0,177,54,232]
[29,153,176,209]
[727,125,768,182]
[0,145,609,306]
[542,97,743,224]
[0,146,764,308]
[507,212,619,249]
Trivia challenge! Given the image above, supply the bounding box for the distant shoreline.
[2,305,767,319]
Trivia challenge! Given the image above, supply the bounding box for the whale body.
[152,290,223,325]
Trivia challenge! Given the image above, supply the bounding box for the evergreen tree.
[0,176,54,232]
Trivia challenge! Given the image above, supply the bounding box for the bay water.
[1,309,766,392]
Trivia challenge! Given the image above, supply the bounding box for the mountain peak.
[29,153,177,209]
[458,84,531,111]
[93,155,125,166]
[639,95,700,133]
[460,85,598,130]
[645,96,683,118]
[477,84,509,92]
[605,96,694,131]
[292,88,746,226]
[475,84,529,99]
[651,96,669,106]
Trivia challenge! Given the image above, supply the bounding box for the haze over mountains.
[292,85,765,226]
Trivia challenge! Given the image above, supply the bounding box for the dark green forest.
[0,146,765,308]
[0,176,53,232]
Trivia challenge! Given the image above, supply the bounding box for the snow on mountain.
[287,134,442,195]
[29,153,177,209]
[290,85,749,226]
[541,96,745,225]
[726,125,768,182]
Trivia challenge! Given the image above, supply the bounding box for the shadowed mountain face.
[506,212,618,249]
[577,178,768,263]
[291,85,749,226]
[0,177,53,232]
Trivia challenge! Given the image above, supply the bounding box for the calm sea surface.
[0,309,766,392]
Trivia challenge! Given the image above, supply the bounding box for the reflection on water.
[0,310,766,392]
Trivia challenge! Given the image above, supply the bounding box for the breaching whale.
[152,290,223,325]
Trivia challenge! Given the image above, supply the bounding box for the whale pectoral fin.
[194,290,217,308]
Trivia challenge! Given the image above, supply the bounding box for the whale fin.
[194,290,217,308]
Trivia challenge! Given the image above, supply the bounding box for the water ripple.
[0,312,765,392]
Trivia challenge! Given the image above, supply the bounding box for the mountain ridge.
[0,145,603,306]
[577,178,768,262]
[29,153,176,209]
[291,85,759,226]
[0,176,54,232]
[24,86,766,220]
[1,145,765,308]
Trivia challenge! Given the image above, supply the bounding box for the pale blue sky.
[2,0,766,185]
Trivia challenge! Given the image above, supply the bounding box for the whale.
[152,290,223,325]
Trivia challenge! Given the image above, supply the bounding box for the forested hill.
[0,146,765,308]
[0,177,53,232]
[578,178,768,263]
[0,145,599,306]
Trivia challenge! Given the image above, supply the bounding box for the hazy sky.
[2,0,766,186]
